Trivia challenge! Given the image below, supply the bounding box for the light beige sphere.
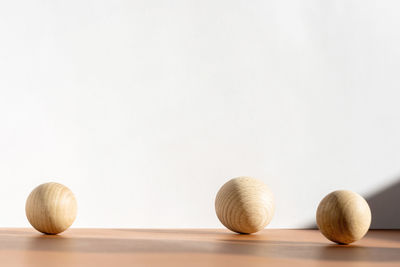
[215,177,275,234]
[26,182,77,235]
[316,190,371,244]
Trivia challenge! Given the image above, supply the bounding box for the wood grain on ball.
[215,177,275,234]
[316,190,371,244]
[25,182,77,235]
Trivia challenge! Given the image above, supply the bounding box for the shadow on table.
[1,234,399,262]
[115,229,231,235]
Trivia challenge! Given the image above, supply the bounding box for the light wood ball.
[215,176,275,234]
[25,182,77,235]
[316,190,371,244]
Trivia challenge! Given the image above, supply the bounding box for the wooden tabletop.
[0,229,399,267]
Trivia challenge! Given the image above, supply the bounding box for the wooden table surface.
[0,229,399,267]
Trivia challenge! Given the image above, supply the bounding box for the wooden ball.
[316,190,371,244]
[215,176,275,234]
[25,182,77,235]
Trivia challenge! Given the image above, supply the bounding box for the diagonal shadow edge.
[305,178,400,230]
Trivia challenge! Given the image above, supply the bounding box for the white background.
[1,0,399,228]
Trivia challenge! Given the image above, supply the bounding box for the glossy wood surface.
[0,229,399,267]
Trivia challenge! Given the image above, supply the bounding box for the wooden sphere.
[25,182,77,235]
[215,176,275,234]
[316,190,371,244]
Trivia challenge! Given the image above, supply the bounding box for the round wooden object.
[25,182,77,235]
[316,190,371,244]
[215,177,275,234]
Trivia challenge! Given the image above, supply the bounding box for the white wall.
[1,0,400,228]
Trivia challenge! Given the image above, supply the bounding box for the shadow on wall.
[307,178,400,229]
[367,178,400,229]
